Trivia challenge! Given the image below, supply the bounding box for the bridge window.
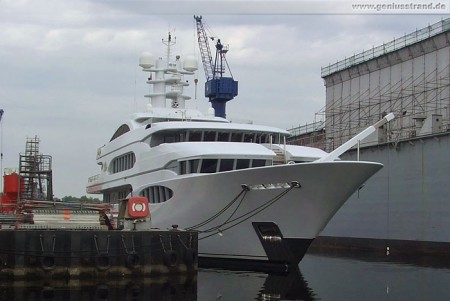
[150,129,288,147]
[236,159,250,170]
[217,132,231,141]
[252,159,266,167]
[204,131,217,141]
[188,131,202,141]
[230,132,243,142]
[200,159,218,173]
[244,133,255,142]
[178,158,267,175]
[219,159,234,172]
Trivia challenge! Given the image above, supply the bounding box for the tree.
[61,195,102,203]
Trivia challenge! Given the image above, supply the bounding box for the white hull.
[131,161,382,261]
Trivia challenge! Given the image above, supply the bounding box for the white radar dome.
[183,55,198,72]
[139,52,156,69]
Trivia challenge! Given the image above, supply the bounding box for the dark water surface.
[1,253,449,300]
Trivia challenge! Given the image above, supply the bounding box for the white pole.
[357,140,360,161]
[317,113,394,162]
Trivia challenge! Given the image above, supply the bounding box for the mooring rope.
[186,186,249,231]
[198,183,298,241]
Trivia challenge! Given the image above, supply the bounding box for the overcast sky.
[0,0,448,198]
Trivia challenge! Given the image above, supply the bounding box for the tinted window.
[219,159,234,172]
[200,159,218,173]
[217,132,230,141]
[204,131,216,141]
[164,135,176,143]
[231,133,243,142]
[257,134,268,143]
[243,133,255,142]
[189,131,202,141]
[189,159,200,173]
[110,124,130,142]
[252,159,266,167]
[236,159,250,170]
[180,161,187,174]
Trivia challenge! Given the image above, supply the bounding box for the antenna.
[162,32,176,67]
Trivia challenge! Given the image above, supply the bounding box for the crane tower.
[194,16,238,118]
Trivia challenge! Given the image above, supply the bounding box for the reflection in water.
[0,275,197,301]
[257,269,316,301]
[198,268,315,301]
[300,253,450,301]
[0,269,313,301]
[197,252,450,301]
[1,253,449,300]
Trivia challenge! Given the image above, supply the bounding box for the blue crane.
[194,16,238,118]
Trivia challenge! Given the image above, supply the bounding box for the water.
[1,252,449,300]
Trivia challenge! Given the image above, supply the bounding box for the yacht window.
[180,161,187,175]
[110,124,130,142]
[204,131,217,141]
[252,159,266,167]
[188,131,202,142]
[236,159,250,170]
[153,187,160,203]
[189,159,200,173]
[140,186,174,203]
[217,132,230,142]
[162,131,181,143]
[219,159,234,172]
[164,136,176,143]
[110,152,136,174]
[200,159,218,173]
[257,134,268,144]
[231,132,243,142]
[179,132,187,142]
[150,134,162,147]
[244,133,255,143]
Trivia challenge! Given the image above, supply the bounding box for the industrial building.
[289,18,450,255]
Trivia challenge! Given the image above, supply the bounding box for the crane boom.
[194,16,214,80]
[194,15,238,118]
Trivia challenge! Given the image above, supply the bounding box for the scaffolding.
[287,120,326,148]
[19,136,53,201]
[319,64,450,151]
[289,18,450,152]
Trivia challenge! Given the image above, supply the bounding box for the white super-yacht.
[87,33,387,267]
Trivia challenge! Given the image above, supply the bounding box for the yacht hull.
[132,161,383,264]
